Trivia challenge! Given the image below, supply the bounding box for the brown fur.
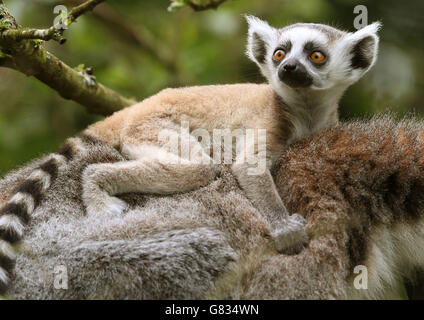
[3,116,423,299]
[210,116,424,299]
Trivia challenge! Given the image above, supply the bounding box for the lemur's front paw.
[83,165,129,216]
[103,196,128,216]
[83,183,128,216]
[271,213,309,255]
[85,195,128,216]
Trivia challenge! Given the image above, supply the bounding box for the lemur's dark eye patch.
[279,40,292,52]
[303,41,328,65]
[272,41,291,64]
[303,41,323,52]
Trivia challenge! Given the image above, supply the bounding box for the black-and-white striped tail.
[0,134,96,294]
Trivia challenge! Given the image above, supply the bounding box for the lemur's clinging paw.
[82,164,129,216]
[88,195,128,217]
[271,213,309,255]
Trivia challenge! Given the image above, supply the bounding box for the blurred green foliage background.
[0,0,423,175]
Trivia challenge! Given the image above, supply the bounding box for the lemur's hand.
[271,213,309,255]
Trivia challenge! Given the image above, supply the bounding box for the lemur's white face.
[246,16,381,92]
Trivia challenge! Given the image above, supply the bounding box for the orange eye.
[273,49,286,61]
[310,51,326,63]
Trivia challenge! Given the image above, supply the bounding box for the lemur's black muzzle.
[278,59,313,88]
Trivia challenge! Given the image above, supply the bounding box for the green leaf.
[33,39,44,48]
[0,18,10,31]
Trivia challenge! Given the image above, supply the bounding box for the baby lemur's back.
[86,84,293,155]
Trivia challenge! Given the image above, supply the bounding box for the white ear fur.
[345,21,382,71]
[245,15,276,65]
[350,21,382,42]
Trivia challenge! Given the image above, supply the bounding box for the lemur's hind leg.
[82,143,216,216]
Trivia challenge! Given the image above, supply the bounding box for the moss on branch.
[1,27,66,43]
[11,42,135,115]
[0,0,230,115]
[0,0,135,115]
[0,0,105,43]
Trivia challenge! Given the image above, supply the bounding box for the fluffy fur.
[1,116,423,299]
[0,18,381,292]
[246,16,381,140]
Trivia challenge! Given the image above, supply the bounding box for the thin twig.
[66,0,178,72]
[0,0,105,43]
[67,0,105,23]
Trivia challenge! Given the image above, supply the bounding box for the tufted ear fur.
[347,22,381,71]
[245,15,276,66]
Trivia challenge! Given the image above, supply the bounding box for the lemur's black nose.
[283,64,297,72]
[278,60,312,88]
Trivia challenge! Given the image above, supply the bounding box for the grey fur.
[2,116,424,299]
[0,19,383,294]
[1,140,257,299]
[14,228,237,299]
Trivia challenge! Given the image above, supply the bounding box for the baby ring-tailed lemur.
[0,16,380,292]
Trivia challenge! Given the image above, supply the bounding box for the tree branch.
[10,44,135,115]
[0,0,104,43]
[0,26,66,43]
[67,0,105,23]
[0,0,229,115]
[0,1,135,115]
[66,0,178,72]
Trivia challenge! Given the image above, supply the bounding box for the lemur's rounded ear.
[348,22,382,70]
[245,15,276,65]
